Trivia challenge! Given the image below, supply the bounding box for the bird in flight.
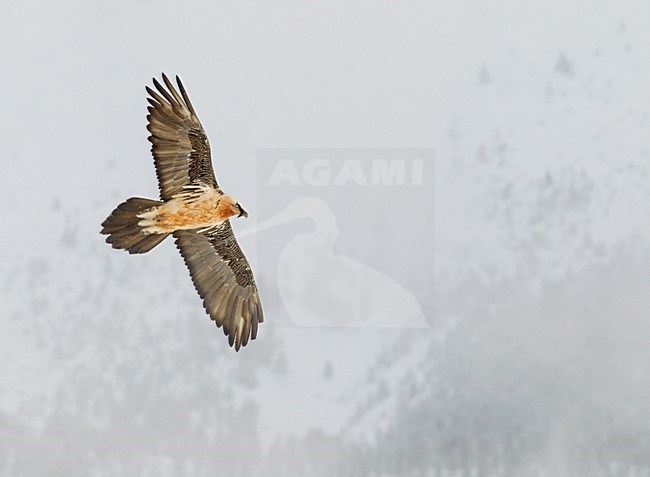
[101,74,263,351]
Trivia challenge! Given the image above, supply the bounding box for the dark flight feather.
[174,222,263,351]
[146,74,218,200]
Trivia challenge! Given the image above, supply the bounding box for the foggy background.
[2,1,650,475]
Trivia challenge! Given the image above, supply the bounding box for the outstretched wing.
[146,74,218,200]
[174,222,263,351]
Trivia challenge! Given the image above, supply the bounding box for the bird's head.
[219,195,249,220]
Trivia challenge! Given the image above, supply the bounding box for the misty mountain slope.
[3,74,650,475]
[310,152,650,475]
[351,246,650,476]
[0,196,429,476]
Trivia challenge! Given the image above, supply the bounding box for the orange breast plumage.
[136,185,227,234]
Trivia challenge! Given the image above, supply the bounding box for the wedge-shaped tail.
[101,197,168,254]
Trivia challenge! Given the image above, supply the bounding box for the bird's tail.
[101,197,169,254]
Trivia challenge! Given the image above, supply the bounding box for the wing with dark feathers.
[174,222,263,351]
[146,74,218,200]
